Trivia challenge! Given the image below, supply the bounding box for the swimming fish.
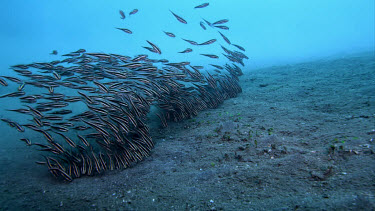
[214,25,229,30]
[232,44,246,51]
[199,39,216,46]
[116,28,133,34]
[178,48,193,53]
[218,31,231,45]
[202,18,212,27]
[164,31,176,37]
[213,19,229,25]
[200,54,219,59]
[210,64,224,70]
[0,77,7,86]
[199,22,206,30]
[129,9,138,15]
[182,38,199,45]
[119,10,126,19]
[194,3,209,9]
[0,91,25,98]
[170,10,187,24]
[144,40,162,54]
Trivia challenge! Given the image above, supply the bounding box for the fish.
[17,83,25,91]
[62,52,80,57]
[77,135,90,147]
[50,126,69,132]
[202,18,212,27]
[20,138,31,146]
[199,39,217,45]
[221,45,232,54]
[210,64,224,70]
[7,108,30,114]
[131,54,148,62]
[182,38,199,45]
[214,25,229,30]
[81,119,110,137]
[116,28,133,34]
[119,10,126,19]
[50,50,58,55]
[73,49,86,53]
[93,81,109,93]
[48,86,54,94]
[49,167,72,182]
[163,31,176,37]
[0,77,7,86]
[52,71,61,80]
[213,69,221,74]
[170,10,187,24]
[146,40,162,54]
[194,3,209,9]
[77,91,94,104]
[11,121,25,132]
[213,19,229,25]
[54,131,76,148]
[178,48,193,53]
[1,76,21,83]
[43,115,63,121]
[49,109,72,115]
[0,91,25,98]
[232,44,246,51]
[200,54,219,59]
[143,46,157,53]
[199,22,206,30]
[33,116,43,127]
[129,9,138,15]
[11,64,28,69]
[218,31,231,45]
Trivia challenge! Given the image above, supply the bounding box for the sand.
[0,52,374,210]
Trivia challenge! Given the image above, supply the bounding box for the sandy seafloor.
[0,52,374,210]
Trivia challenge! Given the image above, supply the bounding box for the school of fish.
[0,3,248,181]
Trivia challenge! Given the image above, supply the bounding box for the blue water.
[0,0,373,72]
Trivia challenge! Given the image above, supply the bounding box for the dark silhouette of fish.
[194,3,209,9]
[182,38,198,45]
[232,44,246,51]
[0,77,7,86]
[129,9,138,15]
[218,31,231,44]
[200,54,219,59]
[0,91,25,98]
[200,22,206,30]
[202,18,212,27]
[210,64,224,69]
[214,25,229,30]
[179,48,193,53]
[164,31,176,37]
[199,39,216,45]
[119,10,126,19]
[50,50,58,55]
[170,10,187,24]
[144,40,162,54]
[213,19,229,25]
[72,49,86,53]
[116,28,133,34]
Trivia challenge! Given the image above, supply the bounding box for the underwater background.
[0,0,374,210]
[0,0,373,70]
